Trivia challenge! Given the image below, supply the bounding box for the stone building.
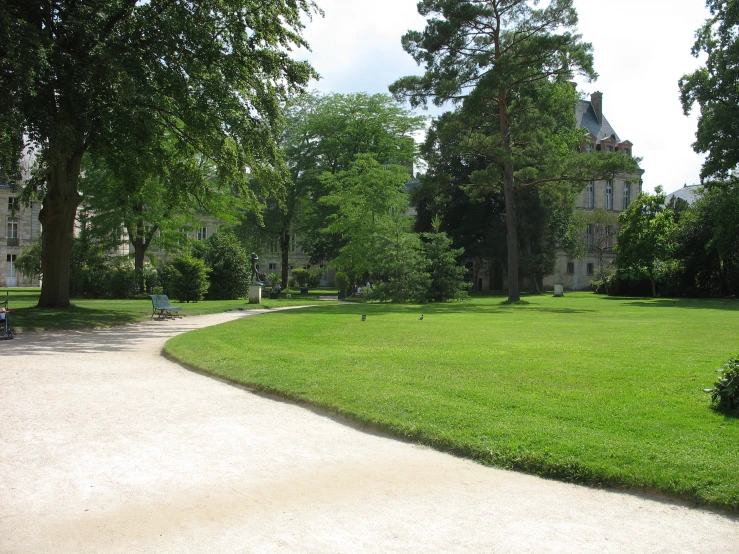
[543,91,644,291]
[0,179,42,287]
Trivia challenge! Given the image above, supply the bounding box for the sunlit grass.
[165,293,739,511]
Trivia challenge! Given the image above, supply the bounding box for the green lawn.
[2,288,335,331]
[164,293,739,511]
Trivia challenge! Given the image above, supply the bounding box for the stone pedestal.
[553,283,564,297]
[248,282,262,304]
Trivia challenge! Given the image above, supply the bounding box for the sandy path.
[0,309,736,553]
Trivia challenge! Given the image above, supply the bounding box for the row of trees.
[614,0,739,298]
[615,182,739,297]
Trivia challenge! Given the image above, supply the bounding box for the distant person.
[0,307,9,330]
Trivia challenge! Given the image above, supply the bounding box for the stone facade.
[544,91,644,291]
[0,183,42,287]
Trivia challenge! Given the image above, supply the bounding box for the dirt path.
[1,310,736,553]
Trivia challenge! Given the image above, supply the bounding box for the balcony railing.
[6,238,19,247]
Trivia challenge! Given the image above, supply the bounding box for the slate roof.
[665,184,701,205]
[576,100,620,143]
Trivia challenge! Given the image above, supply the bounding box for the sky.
[295,0,712,194]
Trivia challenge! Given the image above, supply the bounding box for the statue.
[249,252,261,283]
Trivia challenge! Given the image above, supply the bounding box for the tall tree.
[391,0,637,301]
[0,0,318,307]
[679,0,739,179]
[255,92,425,284]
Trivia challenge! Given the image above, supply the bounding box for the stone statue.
[249,252,261,283]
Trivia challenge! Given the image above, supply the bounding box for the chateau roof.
[665,184,701,205]
[576,100,621,143]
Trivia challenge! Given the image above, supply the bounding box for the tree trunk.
[280,226,290,288]
[499,97,520,302]
[648,268,657,298]
[133,236,146,293]
[38,144,84,308]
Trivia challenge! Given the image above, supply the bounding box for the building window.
[586,182,594,209]
[605,181,613,210]
[7,197,17,211]
[605,225,614,249]
[6,218,18,246]
[586,263,594,275]
[585,142,592,153]
[624,148,631,157]
[197,227,208,241]
[606,145,613,152]
[586,224,594,250]
[268,263,277,271]
[622,182,630,210]
[567,261,575,274]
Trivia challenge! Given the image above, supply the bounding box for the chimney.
[591,91,603,125]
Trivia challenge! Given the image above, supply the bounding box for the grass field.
[1,288,336,331]
[164,293,739,511]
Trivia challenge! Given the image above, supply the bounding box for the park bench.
[150,294,183,320]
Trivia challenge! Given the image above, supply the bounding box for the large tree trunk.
[133,233,147,293]
[499,98,520,303]
[38,142,84,308]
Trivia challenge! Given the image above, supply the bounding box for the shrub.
[335,272,349,294]
[106,258,137,299]
[267,272,281,287]
[705,356,739,413]
[291,268,310,288]
[201,232,249,300]
[308,267,323,288]
[163,254,210,302]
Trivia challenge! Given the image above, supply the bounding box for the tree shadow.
[600,297,738,310]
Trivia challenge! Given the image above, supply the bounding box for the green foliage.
[0,0,319,306]
[267,272,281,287]
[616,187,675,297]
[334,272,350,294]
[705,356,739,414]
[422,216,469,301]
[163,254,210,303]
[200,232,249,300]
[680,1,739,178]
[15,242,42,281]
[308,268,323,288]
[391,2,639,301]
[291,268,310,288]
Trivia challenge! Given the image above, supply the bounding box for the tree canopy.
[0,0,319,307]
[391,0,637,301]
[680,0,739,179]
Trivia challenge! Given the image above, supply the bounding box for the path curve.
[1,310,736,553]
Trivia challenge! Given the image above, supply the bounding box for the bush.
[291,268,310,288]
[163,254,210,302]
[705,356,739,413]
[267,272,281,287]
[201,232,249,300]
[335,272,349,295]
[308,267,323,288]
[106,258,137,299]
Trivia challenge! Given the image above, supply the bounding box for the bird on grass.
[419,314,424,320]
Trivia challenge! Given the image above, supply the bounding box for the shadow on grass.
[601,297,738,310]
[301,300,595,317]
[13,305,145,332]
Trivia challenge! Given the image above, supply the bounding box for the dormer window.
[624,148,631,156]
[606,145,613,152]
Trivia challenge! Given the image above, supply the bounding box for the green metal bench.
[150,294,183,319]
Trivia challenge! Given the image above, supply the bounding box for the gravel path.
[1,309,737,553]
